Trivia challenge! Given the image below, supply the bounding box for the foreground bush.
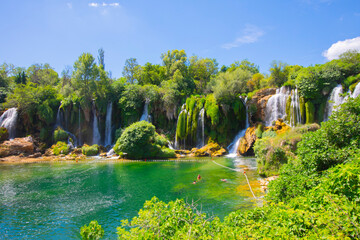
[81,157,360,239]
[82,144,99,156]
[114,121,175,159]
[80,220,104,240]
[51,141,70,155]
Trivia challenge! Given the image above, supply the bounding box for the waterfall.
[289,89,302,127]
[174,104,186,149]
[92,103,101,145]
[55,105,62,128]
[140,99,151,122]
[351,82,360,99]
[324,84,346,121]
[78,105,81,146]
[196,108,205,148]
[104,102,113,146]
[264,86,291,126]
[0,108,18,139]
[227,98,249,157]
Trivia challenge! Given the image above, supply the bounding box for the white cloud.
[88,2,120,8]
[323,37,360,60]
[222,25,264,49]
[67,3,72,9]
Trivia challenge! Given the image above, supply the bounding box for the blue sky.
[1,0,360,78]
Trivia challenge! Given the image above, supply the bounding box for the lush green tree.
[26,64,59,86]
[227,59,259,74]
[122,58,139,84]
[72,53,99,106]
[211,68,252,104]
[268,60,289,87]
[188,56,218,93]
[161,49,187,78]
[137,63,166,86]
[97,48,105,70]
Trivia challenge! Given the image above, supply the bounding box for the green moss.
[52,141,70,155]
[0,127,9,142]
[299,96,305,124]
[285,95,291,122]
[82,144,99,156]
[53,127,68,143]
[255,124,264,138]
[204,94,219,126]
[305,101,315,124]
[316,101,327,123]
[176,110,187,140]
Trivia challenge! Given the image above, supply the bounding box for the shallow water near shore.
[0,156,262,239]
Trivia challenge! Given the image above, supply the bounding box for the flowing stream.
[140,99,151,122]
[323,84,346,121]
[196,108,205,148]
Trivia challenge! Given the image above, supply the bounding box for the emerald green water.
[0,157,262,239]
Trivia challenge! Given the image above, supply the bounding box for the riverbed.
[0,156,262,239]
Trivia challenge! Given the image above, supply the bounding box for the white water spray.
[140,99,151,122]
[0,108,18,139]
[264,86,291,126]
[105,102,113,146]
[324,84,346,121]
[92,103,101,145]
[227,98,249,157]
[289,88,302,127]
[196,108,205,148]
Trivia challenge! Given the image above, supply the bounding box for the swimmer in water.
[192,181,196,184]
[221,179,227,182]
[197,174,201,181]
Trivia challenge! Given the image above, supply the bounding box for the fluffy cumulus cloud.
[222,24,264,49]
[88,2,120,7]
[323,37,360,60]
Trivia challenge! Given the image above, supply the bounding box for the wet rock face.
[237,126,257,156]
[0,137,35,157]
[248,88,276,123]
[188,143,227,157]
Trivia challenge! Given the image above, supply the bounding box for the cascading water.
[351,82,360,99]
[174,104,186,149]
[227,98,249,157]
[105,102,113,146]
[54,104,78,147]
[92,103,101,145]
[0,108,18,139]
[289,89,302,127]
[140,99,151,122]
[324,84,345,121]
[264,86,291,126]
[78,105,81,146]
[196,108,205,148]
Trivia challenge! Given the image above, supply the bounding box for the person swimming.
[192,181,196,184]
[220,179,227,182]
[197,174,201,181]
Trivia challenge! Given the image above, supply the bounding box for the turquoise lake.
[0,157,262,239]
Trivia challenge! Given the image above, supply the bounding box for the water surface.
[0,157,262,239]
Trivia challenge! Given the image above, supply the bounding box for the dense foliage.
[114,121,175,159]
[80,220,104,240]
[82,144,100,156]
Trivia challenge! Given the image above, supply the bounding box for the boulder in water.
[0,137,35,157]
[237,126,257,156]
[190,142,226,157]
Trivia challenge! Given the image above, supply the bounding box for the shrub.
[53,127,68,143]
[80,220,104,240]
[82,144,99,156]
[52,141,70,155]
[114,121,175,159]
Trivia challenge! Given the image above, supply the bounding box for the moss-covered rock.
[0,127,9,142]
[52,141,70,156]
[190,142,226,157]
[82,144,99,156]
